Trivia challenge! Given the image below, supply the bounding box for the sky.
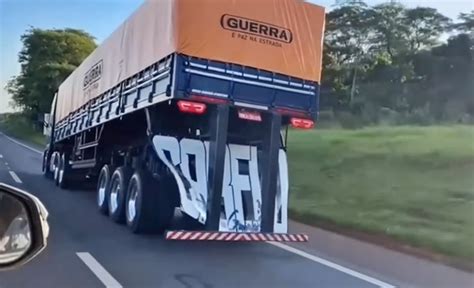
[0,0,472,113]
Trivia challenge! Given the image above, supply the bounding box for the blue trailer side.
[53,54,319,143]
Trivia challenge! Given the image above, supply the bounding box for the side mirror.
[0,183,49,270]
[42,113,51,136]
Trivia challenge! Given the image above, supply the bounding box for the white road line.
[77,252,123,288]
[0,154,3,158]
[0,132,42,154]
[9,171,23,184]
[268,242,396,288]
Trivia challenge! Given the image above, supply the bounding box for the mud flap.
[151,110,288,233]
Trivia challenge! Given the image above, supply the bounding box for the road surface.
[0,132,472,288]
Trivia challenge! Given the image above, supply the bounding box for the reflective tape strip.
[199,232,211,240]
[190,232,202,240]
[217,233,228,241]
[208,233,219,241]
[165,231,308,242]
[171,231,183,240]
[181,232,193,240]
[225,233,236,241]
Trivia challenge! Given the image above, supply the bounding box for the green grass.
[287,125,474,261]
[0,114,46,146]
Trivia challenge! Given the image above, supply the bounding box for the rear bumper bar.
[166,231,308,242]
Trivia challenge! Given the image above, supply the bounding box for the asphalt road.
[0,132,472,288]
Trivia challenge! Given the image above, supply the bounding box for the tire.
[108,166,132,223]
[57,152,71,189]
[125,170,174,234]
[52,152,60,184]
[97,164,112,214]
[42,150,53,179]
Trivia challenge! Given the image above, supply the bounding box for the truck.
[42,0,325,241]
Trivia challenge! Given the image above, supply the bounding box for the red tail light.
[177,101,207,115]
[291,117,314,129]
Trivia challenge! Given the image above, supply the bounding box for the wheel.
[52,152,60,184]
[42,150,53,179]
[125,169,174,234]
[57,152,71,189]
[108,166,132,223]
[97,164,112,214]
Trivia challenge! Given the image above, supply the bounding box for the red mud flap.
[165,231,309,242]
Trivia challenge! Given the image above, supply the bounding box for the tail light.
[177,101,207,115]
[291,117,314,129]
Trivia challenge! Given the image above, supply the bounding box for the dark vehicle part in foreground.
[42,0,325,240]
[0,183,49,270]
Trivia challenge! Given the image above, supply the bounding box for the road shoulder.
[289,220,474,288]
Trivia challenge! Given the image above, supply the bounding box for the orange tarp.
[177,0,325,82]
[56,0,325,122]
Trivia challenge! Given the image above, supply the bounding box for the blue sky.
[0,0,472,112]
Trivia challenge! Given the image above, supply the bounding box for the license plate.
[238,110,262,122]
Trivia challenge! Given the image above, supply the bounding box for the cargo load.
[56,0,325,122]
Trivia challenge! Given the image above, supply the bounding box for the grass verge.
[0,113,46,146]
[287,125,474,263]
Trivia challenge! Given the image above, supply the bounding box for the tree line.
[321,1,473,126]
[5,29,96,120]
[5,1,474,127]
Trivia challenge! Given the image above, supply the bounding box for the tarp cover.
[56,0,325,122]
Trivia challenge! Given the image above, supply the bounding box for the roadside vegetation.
[321,5,473,127]
[0,113,46,146]
[288,126,474,262]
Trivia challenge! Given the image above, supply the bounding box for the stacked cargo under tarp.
[56,0,325,122]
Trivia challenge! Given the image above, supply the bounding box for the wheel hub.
[109,180,120,213]
[97,175,107,206]
[59,161,64,183]
[127,182,138,222]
